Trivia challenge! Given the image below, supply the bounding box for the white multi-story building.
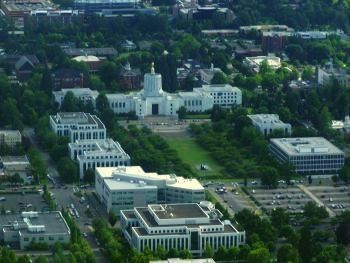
[95,166,205,214]
[0,130,21,147]
[106,64,242,117]
[269,137,345,175]
[53,88,99,108]
[243,56,281,73]
[121,202,245,256]
[0,211,70,249]
[317,60,350,88]
[248,114,292,136]
[49,112,106,142]
[69,139,131,179]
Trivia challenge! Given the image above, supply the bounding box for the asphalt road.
[23,127,107,262]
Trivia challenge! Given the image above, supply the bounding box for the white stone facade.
[248,114,292,136]
[49,112,106,142]
[0,130,21,147]
[53,88,99,107]
[106,65,242,117]
[95,166,205,214]
[317,60,350,88]
[69,139,131,179]
[120,202,245,256]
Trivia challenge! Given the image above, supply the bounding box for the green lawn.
[165,137,223,179]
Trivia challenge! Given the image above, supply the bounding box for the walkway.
[297,184,336,217]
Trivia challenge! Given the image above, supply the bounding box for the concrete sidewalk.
[297,184,336,217]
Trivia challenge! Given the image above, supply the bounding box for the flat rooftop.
[0,155,29,164]
[134,207,221,229]
[2,0,56,13]
[245,56,281,68]
[270,137,344,155]
[53,88,99,98]
[198,84,241,93]
[248,114,288,125]
[71,139,129,156]
[51,112,105,129]
[96,166,204,191]
[104,179,157,191]
[0,130,21,136]
[151,204,207,219]
[0,211,70,236]
[63,47,117,57]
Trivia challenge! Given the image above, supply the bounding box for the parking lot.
[0,192,48,214]
[208,183,256,214]
[308,185,350,215]
[248,187,313,214]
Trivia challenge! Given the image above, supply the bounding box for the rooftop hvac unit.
[28,225,46,233]
[21,211,38,218]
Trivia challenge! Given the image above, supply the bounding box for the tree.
[61,91,79,111]
[247,247,270,263]
[303,201,329,219]
[108,209,117,226]
[178,250,192,259]
[84,168,95,183]
[339,166,350,182]
[277,244,300,263]
[260,167,278,188]
[177,106,187,120]
[308,175,312,185]
[302,66,314,81]
[271,208,289,230]
[40,64,54,94]
[57,157,78,183]
[211,71,227,84]
[285,44,304,62]
[203,244,214,258]
[298,227,313,263]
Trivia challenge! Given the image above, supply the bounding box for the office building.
[262,31,290,53]
[72,55,102,72]
[106,63,242,117]
[1,0,57,19]
[74,0,140,13]
[62,47,118,57]
[69,139,131,179]
[119,62,141,89]
[0,155,32,182]
[243,56,281,73]
[0,211,70,249]
[248,114,291,136]
[52,68,85,90]
[0,130,21,147]
[120,202,245,256]
[269,137,345,175]
[95,166,205,214]
[53,88,99,108]
[49,112,106,142]
[317,60,350,88]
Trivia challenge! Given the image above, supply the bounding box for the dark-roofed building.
[62,47,118,57]
[121,202,245,257]
[0,211,70,249]
[2,54,40,81]
[52,68,85,90]
[119,62,141,89]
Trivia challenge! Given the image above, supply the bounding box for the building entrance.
[152,104,159,115]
